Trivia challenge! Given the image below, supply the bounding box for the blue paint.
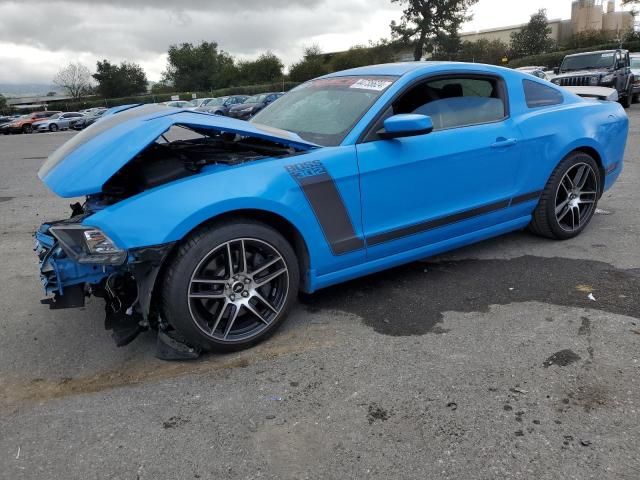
[36,62,628,300]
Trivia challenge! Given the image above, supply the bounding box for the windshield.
[49,113,61,119]
[245,94,268,103]
[631,57,640,69]
[250,76,397,146]
[561,52,615,72]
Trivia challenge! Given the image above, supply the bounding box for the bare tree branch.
[53,63,93,99]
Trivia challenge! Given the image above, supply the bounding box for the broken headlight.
[49,225,127,265]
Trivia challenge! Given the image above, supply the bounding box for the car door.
[356,74,523,260]
[59,113,71,128]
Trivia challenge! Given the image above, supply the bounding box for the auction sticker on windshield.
[349,78,394,91]
[297,76,397,91]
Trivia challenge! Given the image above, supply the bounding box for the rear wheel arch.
[572,146,605,195]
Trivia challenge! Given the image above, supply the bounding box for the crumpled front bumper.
[34,224,114,309]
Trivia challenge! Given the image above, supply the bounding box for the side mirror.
[378,114,433,140]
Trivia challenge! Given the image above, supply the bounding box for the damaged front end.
[34,104,318,359]
[35,206,175,350]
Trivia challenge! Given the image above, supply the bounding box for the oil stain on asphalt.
[304,255,640,336]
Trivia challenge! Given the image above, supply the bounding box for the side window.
[364,75,508,141]
[397,76,507,131]
[523,79,563,108]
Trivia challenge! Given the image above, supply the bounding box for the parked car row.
[1,91,285,135]
[0,107,110,134]
[163,92,284,119]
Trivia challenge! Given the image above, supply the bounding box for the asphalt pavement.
[0,109,639,479]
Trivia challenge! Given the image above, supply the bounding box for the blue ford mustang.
[35,62,628,357]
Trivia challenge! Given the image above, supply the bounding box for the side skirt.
[307,215,532,292]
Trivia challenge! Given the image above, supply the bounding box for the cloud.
[0,0,401,84]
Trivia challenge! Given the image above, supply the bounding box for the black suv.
[551,49,635,108]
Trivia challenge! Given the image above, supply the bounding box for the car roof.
[322,61,516,79]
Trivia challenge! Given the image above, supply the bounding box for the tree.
[430,31,462,59]
[237,52,284,85]
[288,45,330,82]
[390,0,479,61]
[457,39,508,64]
[161,41,236,91]
[561,30,610,50]
[53,62,93,99]
[93,60,148,98]
[0,94,7,112]
[329,40,397,71]
[509,9,555,59]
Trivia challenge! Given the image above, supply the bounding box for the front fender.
[84,157,331,276]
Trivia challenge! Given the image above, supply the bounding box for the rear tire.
[161,219,299,353]
[22,124,32,134]
[633,94,639,104]
[528,152,601,240]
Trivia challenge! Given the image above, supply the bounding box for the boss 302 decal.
[286,160,365,256]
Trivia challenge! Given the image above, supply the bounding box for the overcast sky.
[0,0,632,84]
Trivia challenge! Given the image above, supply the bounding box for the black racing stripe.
[286,161,365,255]
[367,190,542,247]
[367,198,510,246]
[511,190,543,205]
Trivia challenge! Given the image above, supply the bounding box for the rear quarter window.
[523,79,564,108]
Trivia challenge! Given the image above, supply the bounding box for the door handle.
[491,137,518,148]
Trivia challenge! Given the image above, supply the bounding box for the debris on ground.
[367,403,390,424]
[595,208,612,215]
[509,387,528,394]
[543,349,581,368]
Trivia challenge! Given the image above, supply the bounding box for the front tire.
[22,124,32,134]
[620,85,633,109]
[49,124,58,132]
[528,152,601,240]
[161,220,299,353]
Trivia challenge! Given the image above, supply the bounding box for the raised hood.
[39,104,319,198]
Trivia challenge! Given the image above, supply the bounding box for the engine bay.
[101,129,297,202]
